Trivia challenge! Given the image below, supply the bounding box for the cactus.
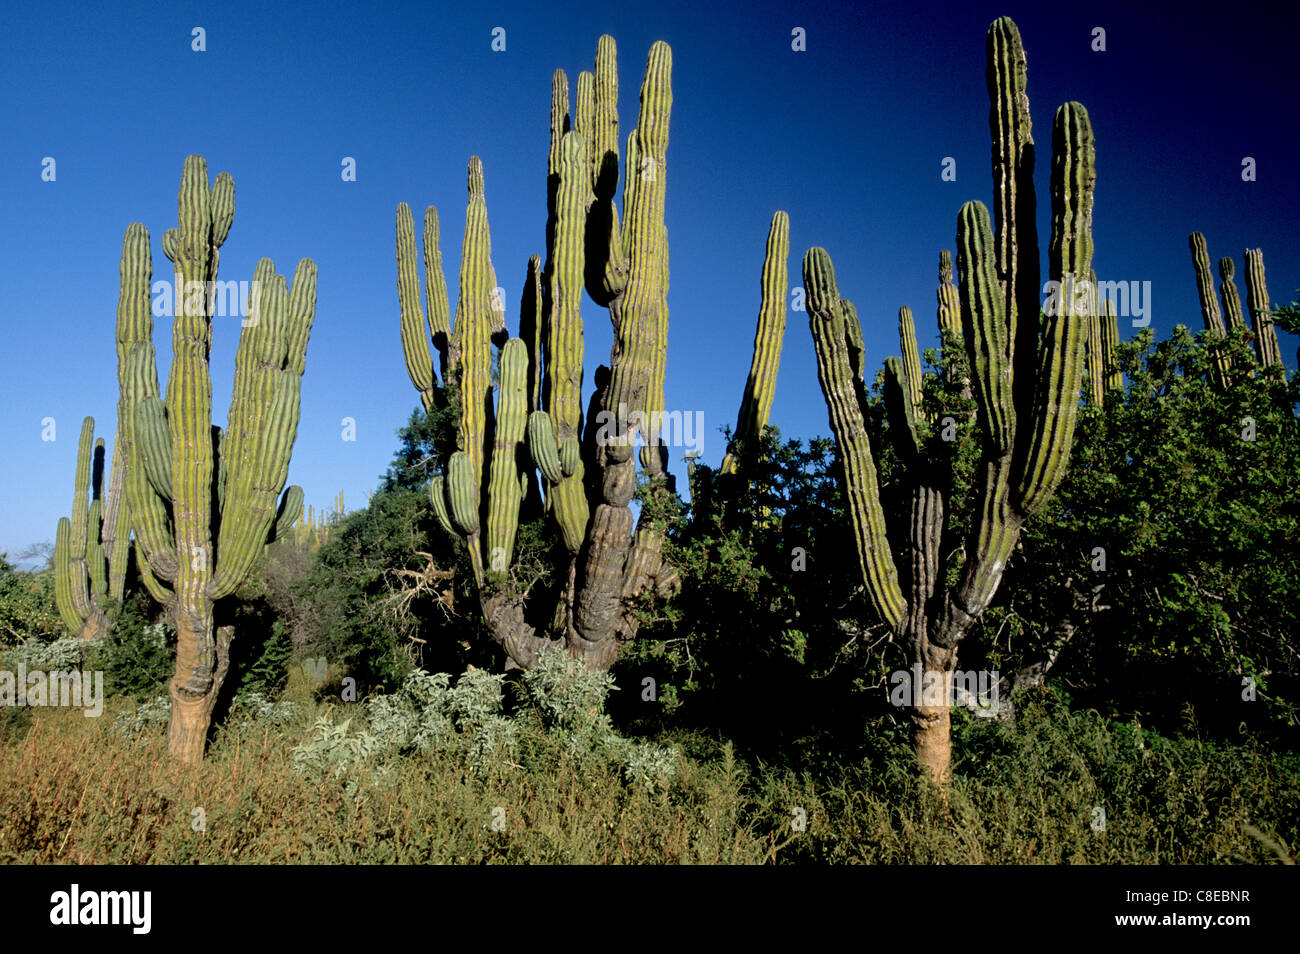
[1218,256,1247,332]
[805,19,1093,784]
[721,210,790,475]
[1189,232,1233,381]
[1244,248,1283,368]
[898,306,925,419]
[1084,269,1122,401]
[52,416,131,639]
[398,37,775,671]
[936,249,962,340]
[115,155,314,763]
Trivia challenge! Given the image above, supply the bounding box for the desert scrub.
[290,650,679,794]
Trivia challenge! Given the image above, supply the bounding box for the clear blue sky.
[3,0,1297,565]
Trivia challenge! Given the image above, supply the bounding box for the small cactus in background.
[805,17,1094,784]
[53,416,130,639]
[115,155,315,763]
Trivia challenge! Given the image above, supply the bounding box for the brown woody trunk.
[166,622,233,764]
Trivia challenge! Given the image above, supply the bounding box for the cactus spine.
[721,210,790,475]
[805,18,1093,784]
[115,155,314,763]
[53,416,130,638]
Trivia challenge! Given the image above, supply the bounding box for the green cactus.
[115,155,314,763]
[1218,256,1247,332]
[1244,248,1283,368]
[52,416,131,639]
[804,19,1094,785]
[898,306,925,419]
[1189,232,1233,381]
[398,37,769,671]
[936,249,961,340]
[721,210,790,475]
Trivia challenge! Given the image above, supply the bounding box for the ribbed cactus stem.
[958,203,1014,455]
[1189,233,1225,336]
[936,249,962,339]
[722,210,789,475]
[1244,248,1282,368]
[804,247,906,627]
[898,306,925,418]
[53,519,82,634]
[1100,296,1122,392]
[986,16,1040,414]
[484,339,529,573]
[1218,256,1246,331]
[1015,103,1092,514]
[397,202,436,412]
[454,157,496,535]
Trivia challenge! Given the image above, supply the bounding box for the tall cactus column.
[721,210,789,476]
[805,19,1094,784]
[116,155,314,763]
[1244,248,1283,368]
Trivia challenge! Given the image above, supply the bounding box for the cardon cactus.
[1244,248,1283,368]
[1189,232,1232,381]
[115,155,315,763]
[721,210,790,475]
[1084,269,1122,401]
[805,17,1094,785]
[53,416,130,638]
[398,37,784,672]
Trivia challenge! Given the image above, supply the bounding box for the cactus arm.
[722,210,790,475]
[986,16,1040,422]
[116,223,176,582]
[1218,256,1247,332]
[424,207,453,375]
[545,134,592,552]
[397,202,436,412]
[1014,103,1093,515]
[53,518,83,634]
[485,339,529,573]
[429,476,456,537]
[936,249,962,339]
[883,356,921,464]
[270,485,304,542]
[1189,232,1225,336]
[1244,248,1282,367]
[804,247,906,627]
[898,306,925,418]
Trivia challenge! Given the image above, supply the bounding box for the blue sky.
[2,0,1296,565]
